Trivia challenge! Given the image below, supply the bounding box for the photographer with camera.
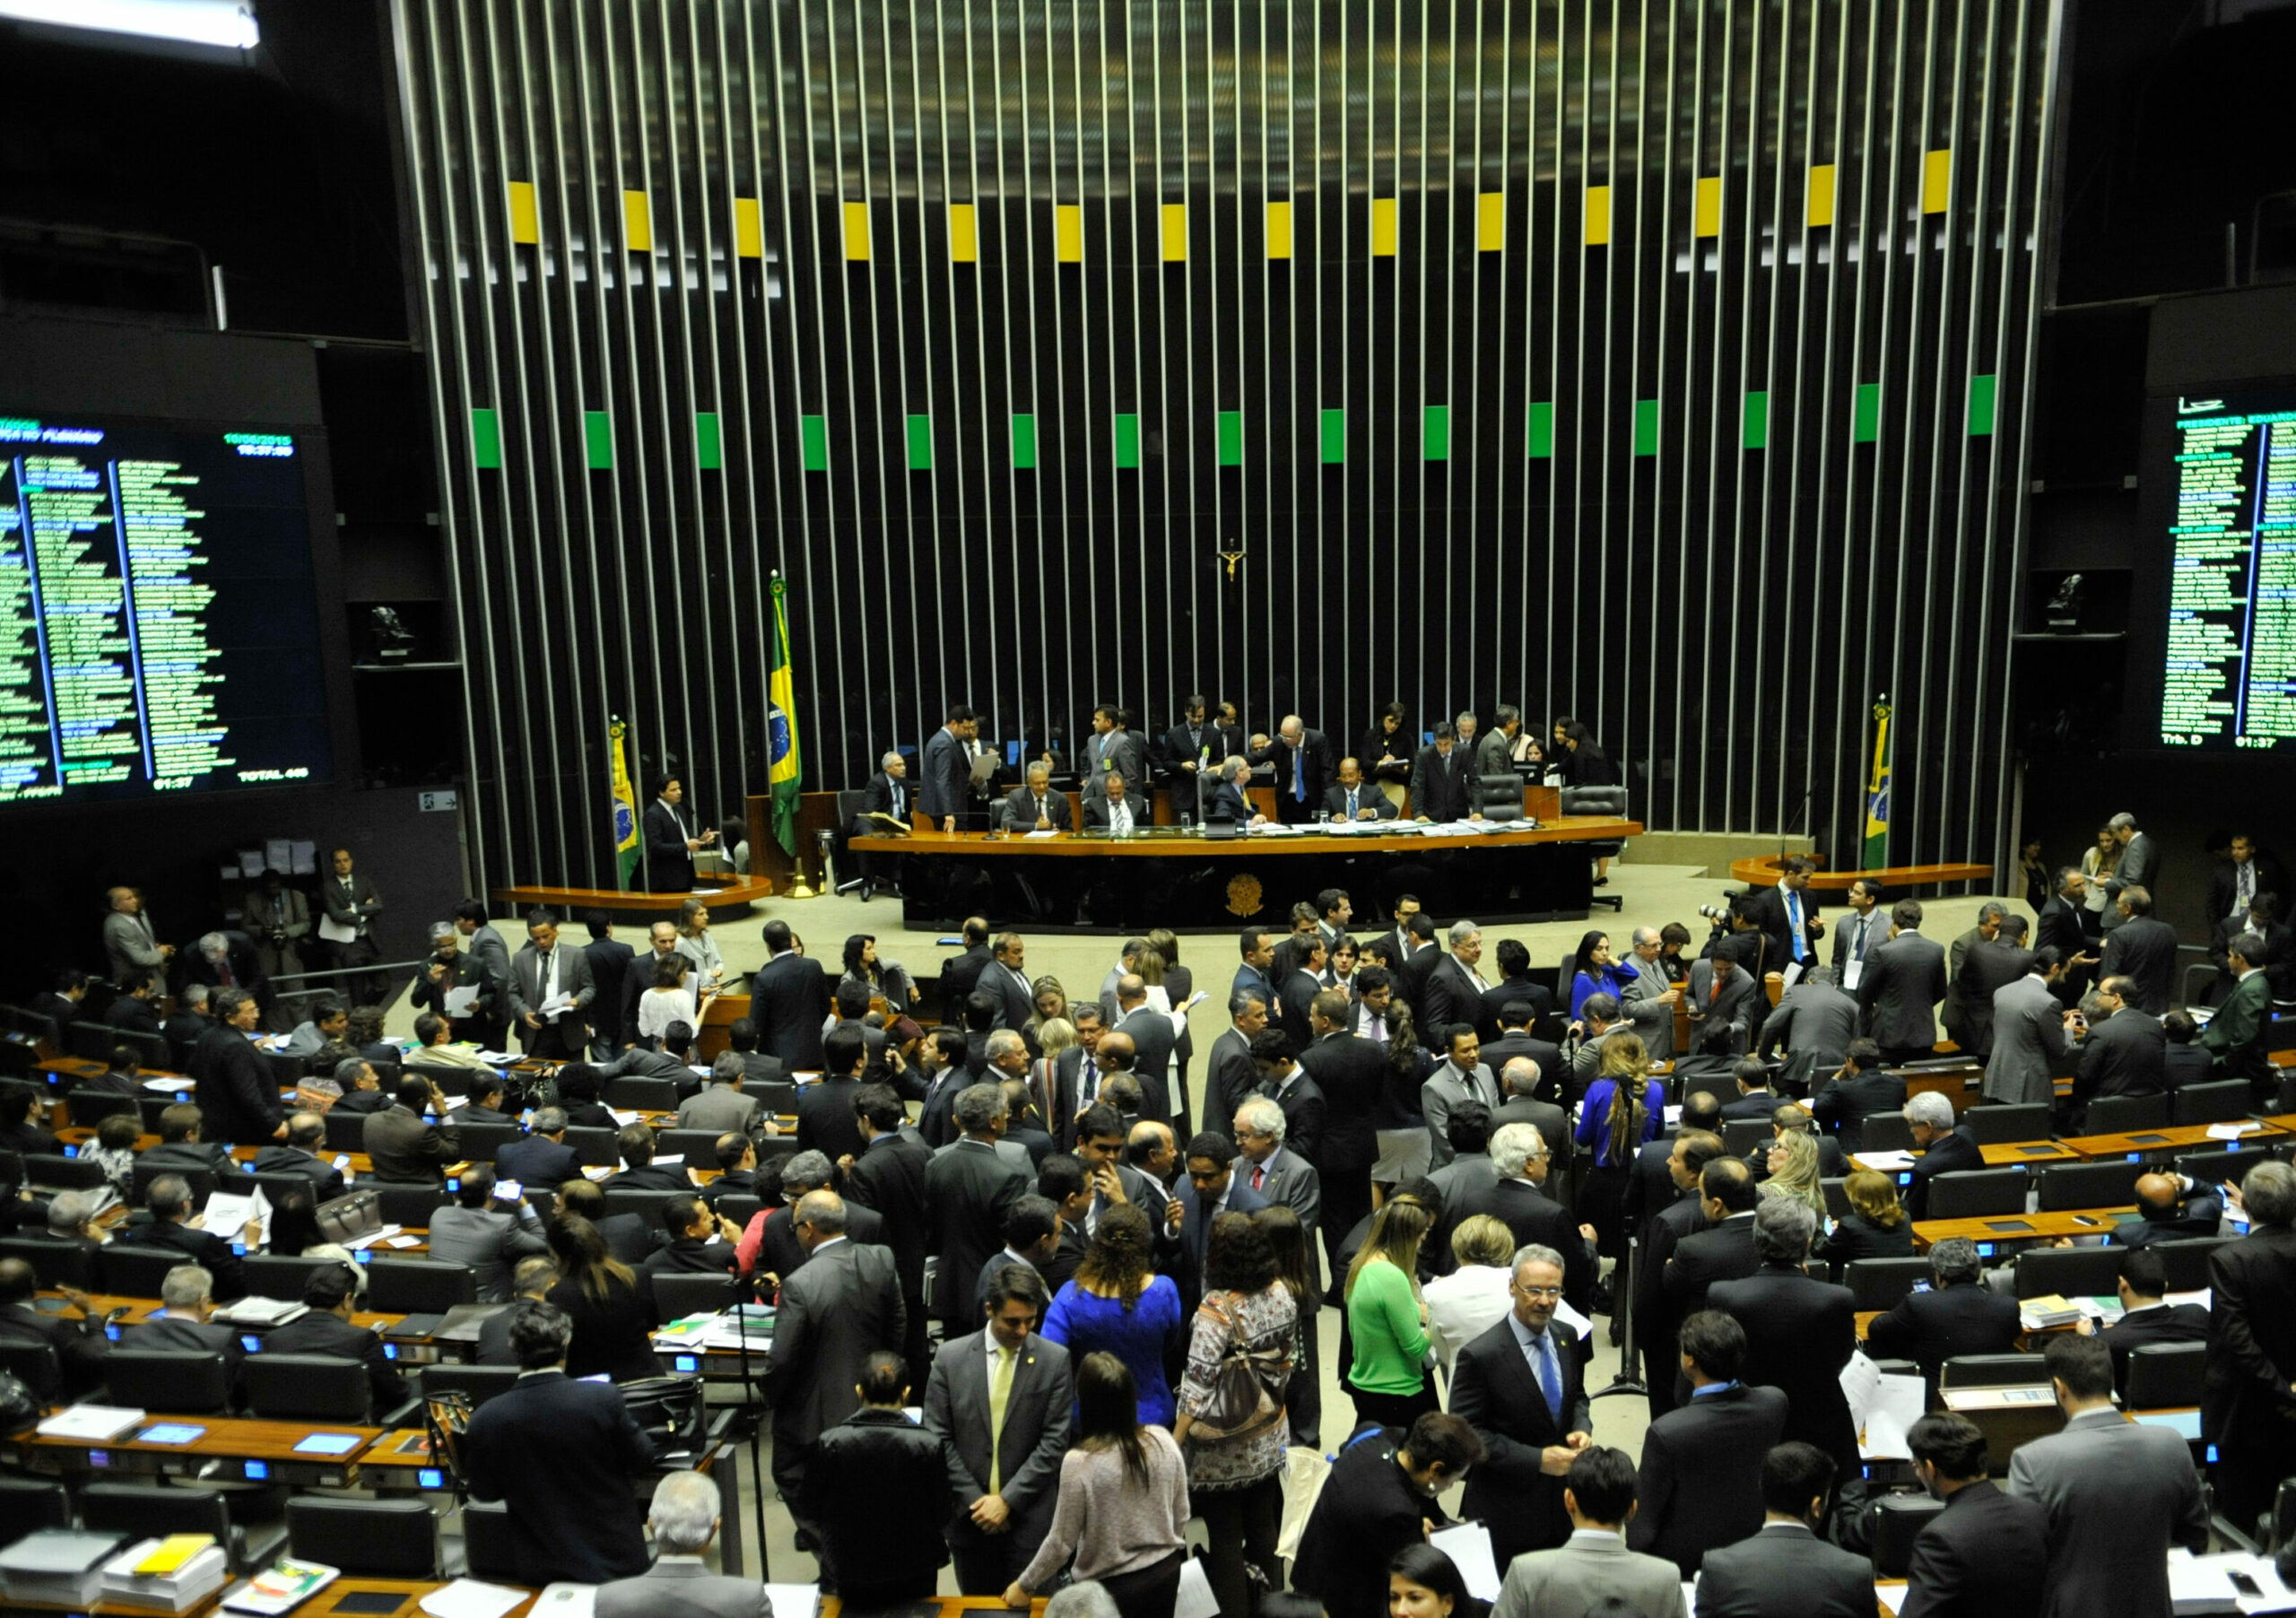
[243,871,312,984]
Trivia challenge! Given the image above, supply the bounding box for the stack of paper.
[213,1297,309,1327]
[101,1537,230,1612]
[1857,1149,1919,1171]
[0,1530,127,1605]
[221,1558,339,1616]
[417,1579,531,1618]
[1427,1526,1501,1600]
[36,1405,146,1441]
[2019,1294,2083,1330]
[199,1186,271,1244]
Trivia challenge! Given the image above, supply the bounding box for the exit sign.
[419,790,458,813]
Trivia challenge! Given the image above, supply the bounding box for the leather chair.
[101,1348,233,1414]
[363,1258,477,1314]
[1966,1103,2053,1146]
[99,1245,186,1299]
[1558,785,1629,911]
[243,1254,340,1303]
[287,1497,439,1578]
[2011,1244,2123,1300]
[2172,1080,2253,1126]
[2124,1342,2206,1409]
[651,1273,743,1320]
[419,1363,522,1410]
[1844,1257,1935,1311]
[0,1235,98,1291]
[82,1482,288,1575]
[1923,1168,2028,1219]
[2036,1159,2144,1214]
[2082,1092,2169,1134]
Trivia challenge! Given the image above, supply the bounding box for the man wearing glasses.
[1448,1245,1596,1567]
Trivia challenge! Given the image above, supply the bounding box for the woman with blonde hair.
[1025,976,1072,1045]
[1344,1196,1436,1428]
[1760,1128,1828,1222]
[1030,1016,1078,1125]
[1422,1213,1518,1374]
[1814,1167,1914,1279]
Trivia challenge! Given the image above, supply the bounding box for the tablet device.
[293,1432,363,1457]
[1982,1219,2036,1233]
[330,1592,411,1614]
[138,1423,206,1445]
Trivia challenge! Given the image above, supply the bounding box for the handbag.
[313,1188,383,1244]
[619,1373,709,1456]
[1188,1293,1292,1442]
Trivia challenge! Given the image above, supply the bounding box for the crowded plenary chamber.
[9,2,2296,1617]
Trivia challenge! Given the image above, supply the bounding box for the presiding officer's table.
[853,813,1643,931]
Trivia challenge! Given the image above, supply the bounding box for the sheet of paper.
[197,1186,270,1244]
[416,1580,531,1618]
[1023,830,1061,839]
[265,839,293,874]
[650,1155,683,1169]
[1844,960,1865,992]
[317,915,357,944]
[2165,1287,2213,1310]
[1859,1375,1927,1461]
[239,849,266,877]
[1429,1524,1502,1601]
[1552,1300,1595,1343]
[1839,1351,1883,1434]
[385,1235,423,1249]
[761,1587,822,1618]
[607,1109,643,1126]
[290,840,317,874]
[1875,1584,1910,1615]
[1856,1149,1918,1171]
[1173,1554,1221,1618]
[145,1076,194,1092]
[339,1224,404,1250]
[539,992,575,1016]
[444,986,479,1017]
[2206,1121,2261,1140]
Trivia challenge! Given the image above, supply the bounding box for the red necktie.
[1253,1165,1265,1192]
[218,960,234,987]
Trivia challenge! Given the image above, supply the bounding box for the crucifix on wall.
[1217,536,1245,583]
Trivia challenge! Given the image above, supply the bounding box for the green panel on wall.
[1968,374,1997,437]
[1422,404,1450,462]
[799,414,829,471]
[695,412,722,470]
[584,410,613,470]
[1216,410,1243,466]
[1113,413,1141,469]
[906,413,933,471]
[1527,402,1554,458]
[1743,391,1769,451]
[1853,383,1881,443]
[471,408,501,470]
[1632,399,1658,457]
[1012,413,1038,469]
[1320,408,1344,465]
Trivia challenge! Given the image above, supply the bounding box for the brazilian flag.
[1863,699,1892,869]
[609,716,641,887]
[768,574,802,856]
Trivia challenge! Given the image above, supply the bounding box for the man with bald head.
[1490,1057,1568,1155]
[763,1188,905,1549]
[2108,1171,2224,1248]
[1125,1119,1185,1248]
[1110,975,1175,1125]
[1251,714,1335,825]
[1001,762,1072,833]
[1321,757,1396,822]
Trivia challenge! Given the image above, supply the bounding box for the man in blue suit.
[1174,1132,1268,1314]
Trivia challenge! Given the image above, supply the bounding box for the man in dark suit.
[1631,1126,1725,1420]
[925,1085,1031,1331]
[497,1107,585,1191]
[1955,918,2037,1057]
[581,911,637,1057]
[1204,755,1259,826]
[161,984,213,1070]
[1161,694,1231,813]
[2099,812,2161,931]
[1718,1058,1782,1122]
[249,1112,346,1202]
[617,923,683,1049]
[1251,714,1335,825]
[998,761,1073,833]
[641,774,711,893]
[2088,1246,2208,1394]
[1298,990,1386,1283]
[465,1300,658,1585]
[1744,857,1824,984]
[922,1264,1075,1595]
[506,909,596,1059]
[1109,976,1175,1113]
[1941,904,2005,1054]
[1481,941,1555,1037]
[605,1124,693,1194]
[2205,1161,2296,1533]
[2203,930,2277,1099]
[104,977,161,1039]
[796,1025,871,1166]
[1899,1413,2049,1618]
[2035,865,2092,966]
[122,1173,248,1300]
[317,848,385,1004]
[2067,976,2166,1130]
[1829,878,1886,988]
[763,1190,907,1549]
[752,918,831,1071]
[846,1083,935,1380]
[1321,756,1397,822]
[1685,953,1762,1056]
[2099,886,2178,1015]
[258,1261,410,1416]
[1448,1245,1593,1566]
[1807,1038,1906,1149]
[1079,768,1148,836]
[1756,966,1860,1090]
[2109,1171,2223,1248]
[1859,900,1948,1065]
[1899,1091,1981,1222]
[853,750,915,896]
[1420,921,1491,1044]
[1626,1309,1788,1575]
[1866,1237,2021,1390]
[133,1263,248,1390]
[0,1257,111,1396]
[1250,1031,1328,1168]
[1202,994,1267,1147]
[364,1075,461,1183]
[1455,1124,1597,1317]
[1406,724,1475,822]
[739,1153,888,1283]
[1709,1199,1859,1480]
[940,918,995,1009]
[2207,832,2291,933]
[1662,1158,1761,1321]
[1484,1058,1565,1167]
[920,706,978,833]
[1171,1133,1270,1311]
[190,988,286,1145]
[1483,1005,1565,1108]
[1693,1441,1880,1618]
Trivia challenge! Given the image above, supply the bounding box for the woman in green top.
[1344,1197,1437,1429]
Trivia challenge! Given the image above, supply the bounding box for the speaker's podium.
[490,875,776,922]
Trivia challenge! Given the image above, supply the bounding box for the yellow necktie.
[988,1344,1015,1493]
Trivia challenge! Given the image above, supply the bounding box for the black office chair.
[0,1339,59,1401]
[0,1475,71,1546]
[102,1348,233,1414]
[604,1076,681,1112]
[651,1273,743,1319]
[1966,1103,2054,1147]
[242,1254,340,1303]
[1474,774,1526,822]
[363,1258,477,1314]
[452,1122,520,1162]
[462,1500,520,1583]
[1675,1071,1740,1111]
[1558,785,1628,910]
[82,1481,289,1575]
[754,1135,802,1169]
[716,1194,762,1229]
[140,1094,189,1131]
[287,1497,439,1578]
[372,1182,452,1228]
[2036,1159,2145,1213]
[67,1020,124,1065]
[0,1236,98,1290]
[419,1363,522,1409]
[100,1245,187,1298]
[562,1126,619,1166]
[1939,1352,2049,1391]
[22,1153,107,1192]
[2173,1080,2253,1126]
[1820,1178,1851,1221]
[1858,1112,1917,1153]
[1844,1257,1935,1311]
[59,1087,140,1128]
[324,1112,370,1153]
[2082,1092,2169,1134]
[2011,1245,2124,1300]
[1923,1168,2029,1219]
[657,1128,735,1165]
[132,1160,217,1208]
[1870,1494,1946,1577]
[244,1353,377,1422]
[2173,1147,2274,1191]
[2152,1237,2231,1294]
[2125,1341,2207,1409]
[831,787,869,895]
[603,1187,680,1224]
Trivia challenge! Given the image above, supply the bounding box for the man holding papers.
[508,909,596,1059]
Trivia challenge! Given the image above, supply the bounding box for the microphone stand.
[1587,1231,1647,1402]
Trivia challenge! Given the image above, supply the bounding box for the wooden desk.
[2058,1121,2286,1160]
[491,877,776,918]
[47,1292,411,1338]
[1727,853,1994,894]
[276,1580,541,1618]
[13,1414,383,1486]
[1849,1142,2078,1173]
[1910,1208,2133,1251]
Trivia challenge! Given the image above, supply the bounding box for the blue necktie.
[1788,891,1806,962]
[1292,749,1305,802]
[1347,788,1359,818]
[1535,1331,1563,1420]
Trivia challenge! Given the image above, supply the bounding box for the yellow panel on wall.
[949,204,978,263]
[1370,197,1398,257]
[1806,164,1837,228]
[1055,204,1084,262]
[622,190,652,252]
[1923,149,1952,213]
[733,197,762,258]
[843,200,870,261]
[507,181,540,245]
[1161,204,1187,263]
[1265,201,1293,259]
[1477,192,1505,251]
[1694,177,1723,238]
[1585,185,1612,246]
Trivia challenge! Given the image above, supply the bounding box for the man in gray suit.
[1422,1025,1499,1172]
[101,886,172,996]
[1475,703,1525,779]
[1981,947,2073,1106]
[999,761,1074,832]
[1755,965,1859,1091]
[1942,903,2010,1053]
[923,1263,1074,1594]
[507,909,596,1059]
[428,1167,551,1301]
[762,1191,905,1547]
[1621,927,1683,1060]
[1692,1441,1876,1618]
[1685,953,1761,1056]
[1827,878,1886,990]
[2099,811,2161,933]
[677,1054,764,1135]
[595,1472,770,1618]
[1079,705,1146,809]
[1858,900,1948,1066]
[2005,1333,2208,1618]
[1491,1447,1688,1618]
